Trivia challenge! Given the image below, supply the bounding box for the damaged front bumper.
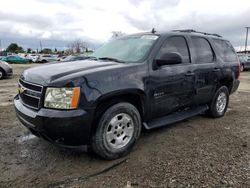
[14,95,94,147]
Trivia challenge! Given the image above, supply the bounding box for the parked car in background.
[0,53,7,60]
[18,53,27,59]
[38,54,59,63]
[28,54,40,63]
[60,55,88,62]
[1,55,30,64]
[57,56,67,61]
[0,60,13,79]
[238,53,250,71]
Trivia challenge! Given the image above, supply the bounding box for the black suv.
[15,30,240,159]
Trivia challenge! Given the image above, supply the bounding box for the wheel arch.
[90,89,146,134]
[218,77,233,93]
[0,67,6,77]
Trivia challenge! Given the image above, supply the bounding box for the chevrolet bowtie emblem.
[18,86,25,94]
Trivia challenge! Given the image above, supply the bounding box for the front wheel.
[92,102,141,160]
[0,69,4,79]
[208,86,229,118]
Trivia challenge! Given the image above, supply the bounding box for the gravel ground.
[0,64,249,188]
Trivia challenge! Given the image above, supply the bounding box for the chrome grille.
[18,79,43,110]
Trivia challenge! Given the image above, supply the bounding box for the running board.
[143,105,209,130]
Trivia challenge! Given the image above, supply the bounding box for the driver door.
[149,36,196,119]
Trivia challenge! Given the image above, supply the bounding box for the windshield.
[92,35,158,63]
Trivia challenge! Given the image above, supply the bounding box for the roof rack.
[172,29,222,38]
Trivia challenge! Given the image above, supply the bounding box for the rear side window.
[212,39,237,62]
[192,37,214,63]
[157,36,190,63]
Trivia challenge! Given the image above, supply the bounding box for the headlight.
[44,87,80,109]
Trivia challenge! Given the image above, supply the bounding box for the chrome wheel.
[105,113,134,149]
[216,92,227,113]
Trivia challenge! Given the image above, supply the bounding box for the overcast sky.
[0,0,250,50]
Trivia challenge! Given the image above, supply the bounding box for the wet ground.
[0,64,249,188]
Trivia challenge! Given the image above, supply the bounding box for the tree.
[67,39,87,54]
[41,48,52,54]
[54,48,57,53]
[6,43,24,53]
[27,48,32,53]
[111,31,126,40]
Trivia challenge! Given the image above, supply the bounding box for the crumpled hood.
[21,60,121,85]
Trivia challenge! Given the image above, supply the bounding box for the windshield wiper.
[98,57,125,63]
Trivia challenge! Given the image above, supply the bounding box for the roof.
[133,29,223,39]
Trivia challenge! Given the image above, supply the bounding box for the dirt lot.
[0,64,249,188]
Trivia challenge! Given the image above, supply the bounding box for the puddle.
[18,134,37,143]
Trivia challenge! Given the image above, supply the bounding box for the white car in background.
[28,54,40,63]
[38,54,59,63]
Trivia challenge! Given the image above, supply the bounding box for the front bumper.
[14,95,94,146]
[6,67,13,77]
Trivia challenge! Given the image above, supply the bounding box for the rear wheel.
[208,86,229,118]
[92,102,141,159]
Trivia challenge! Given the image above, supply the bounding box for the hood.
[21,60,122,85]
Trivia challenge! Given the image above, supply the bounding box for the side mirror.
[155,52,183,67]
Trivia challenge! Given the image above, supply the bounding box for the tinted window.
[192,37,214,63]
[157,36,190,63]
[212,39,237,62]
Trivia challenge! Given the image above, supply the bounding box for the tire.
[0,69,5,79]
[208,86,229,118]
[91,102,141,160]
[240,64,244,72]
[41,60,47,63]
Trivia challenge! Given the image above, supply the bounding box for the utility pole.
[244,27,250,54]
[39,40,43,52]
[0,39,2,51]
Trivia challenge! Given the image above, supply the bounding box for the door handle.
[185,71,195,76]
[213,68,220,72]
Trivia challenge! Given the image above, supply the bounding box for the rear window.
[212,39,237,62]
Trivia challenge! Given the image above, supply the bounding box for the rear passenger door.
[190,37,220,105]
[149,36,196,119]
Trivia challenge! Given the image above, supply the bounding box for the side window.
[192,37,214,63]
[212,39,237,62]
[157,36,190,64]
